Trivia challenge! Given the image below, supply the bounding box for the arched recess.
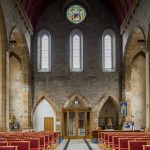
[33,98,56,131]
[9,52,23,126]
[96,95,119,129]
[0,5,7,130]
[123,26,146,128]
[7,26,31,129]
[131,52,146,129]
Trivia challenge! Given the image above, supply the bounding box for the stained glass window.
[66,5,86,24]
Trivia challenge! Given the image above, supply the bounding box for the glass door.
[62,108,92,139]
[63,112,67,137]
[68,111,76,137]
[78,112,85,137]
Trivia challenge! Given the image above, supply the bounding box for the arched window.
[70,29,83,72]
[38,30,51,72]
[102,30,116,72]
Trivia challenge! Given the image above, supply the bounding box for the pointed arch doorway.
[62,96,92,139]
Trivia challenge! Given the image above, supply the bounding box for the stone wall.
[122,0,150,129]
[32,0,122,129]
[123,0,150,53]
[0,0,31,50]
[0,0,32,129]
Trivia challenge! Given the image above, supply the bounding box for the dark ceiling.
[20,0,133,28]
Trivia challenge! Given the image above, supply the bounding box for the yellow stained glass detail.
[66,5,86,24]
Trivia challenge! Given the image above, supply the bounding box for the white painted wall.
[33,99,56,131]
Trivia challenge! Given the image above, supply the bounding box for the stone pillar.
[0,38,6,130]
[56,111,62,132]
[146,51,150,130]
[6,51,10,130]
[92,111,98,130]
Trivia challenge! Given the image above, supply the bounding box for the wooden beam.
[120,0,141,34]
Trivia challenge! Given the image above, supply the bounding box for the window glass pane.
[41,35,48,69]
[104,35,112,69]
[73,35,80,69]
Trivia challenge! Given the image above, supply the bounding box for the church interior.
[0,0,150,149]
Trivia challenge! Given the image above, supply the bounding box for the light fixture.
[74,100,79,104]
[9,40,16,48]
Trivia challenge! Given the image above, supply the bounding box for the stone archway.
[33,95,57,131]
[123,26,147,129]
[33,98,56,131]
[9,52,23,127]
[33,95,57,114]
[96,95,119,130]
[7,26,31,129]
[131,52,146,128]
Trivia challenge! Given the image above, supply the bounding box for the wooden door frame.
[62,107,92,139]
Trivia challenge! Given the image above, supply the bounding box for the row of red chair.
[0,131,59,150]
[98,131,150,150]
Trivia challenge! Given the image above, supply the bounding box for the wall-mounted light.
[137,39,146,49]
[9,40,16,48]
[74,100,79,104]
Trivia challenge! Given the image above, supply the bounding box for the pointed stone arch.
[7,26,31,129]
[33,97,56,131]
[131,51,146,128]
[33,95,57,114]
[132,51,146,64]
[95,95,119,113]
[9,51,21,64]
[123,26,147,127]
[97,95,119,129]
[63,93,91,108]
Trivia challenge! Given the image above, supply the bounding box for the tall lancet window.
[70,29,83,72]
[102,30,116,72]
[38,30,51,72]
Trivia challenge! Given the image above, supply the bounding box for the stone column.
[146,50,150,130]
[0,38,6,130]
[6,51,10,130]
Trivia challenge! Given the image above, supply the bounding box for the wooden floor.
[56,139,100,150]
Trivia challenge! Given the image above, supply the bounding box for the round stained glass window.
[66,5,87,24]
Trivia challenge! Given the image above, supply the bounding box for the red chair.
[128,140,148,150]
[39,136,45,150]
[24,138,40,150]
[112,136,126,150]
[0,141,8,146]
[48,134,54,148]
[143,145,150,150]
[120,138,137,150]
[10,141,30,150]
[0,146,18,150]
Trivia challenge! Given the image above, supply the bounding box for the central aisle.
[67,139,89,150]
[56,139,100,150]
